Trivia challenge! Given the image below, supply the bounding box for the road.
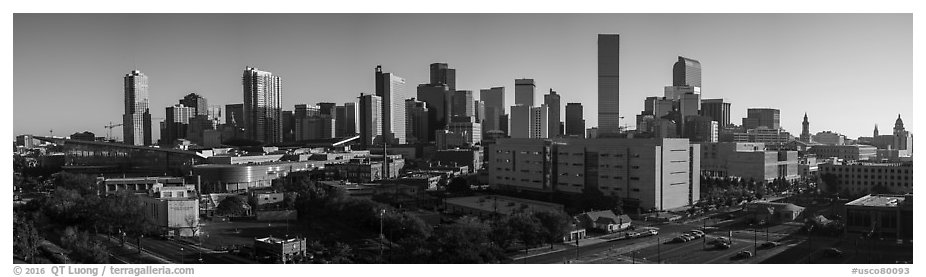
[133,237,255,264]
[517,221,699,264]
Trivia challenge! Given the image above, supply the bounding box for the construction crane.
[104,122,123,141]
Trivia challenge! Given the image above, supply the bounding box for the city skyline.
[14,14,912,139]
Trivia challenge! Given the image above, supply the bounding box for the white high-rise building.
[530,105,549,139]
[242,67,283,144]
[375,65,407,145]
[123,70,152,145]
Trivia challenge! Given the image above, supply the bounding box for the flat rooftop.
[846,194,908,208]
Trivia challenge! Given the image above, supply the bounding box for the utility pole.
[379,209,385,261]
[753,228,757,256]
[657,237,661,263]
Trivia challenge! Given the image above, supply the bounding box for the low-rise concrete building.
[744,201,805,224]
[808,145,877,161]
[141,183,200,237]
[843,194,912,241]
[576,210,631,233]
[488,137,700,211]
[253,236,308,263]
[700,142,800,182]
[818,160,912,195]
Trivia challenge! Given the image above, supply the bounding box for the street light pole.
[657,237,661,263]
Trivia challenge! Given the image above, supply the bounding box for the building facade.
[242,67,283,144]
[488,137,700,211]
[544,90,562,138]
[358,93,382,149]
[375,65,408,145]
[565,103,585,138]
[598,34,621,135]
[818,161,912,195]
[123,70,153,146]
[700,142,800,182]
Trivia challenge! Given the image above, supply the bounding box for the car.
[689,230,705,236]
[716,242,731,249]
[687,232,703,239]
[639,229,658,237]
[761,242,779,248]
[734,251,753,259]
[824,248,844,257]
[710,238,731,245]
[672,237,686,243]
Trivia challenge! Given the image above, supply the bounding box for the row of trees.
[15,172,157,264]
[275,171,574,263]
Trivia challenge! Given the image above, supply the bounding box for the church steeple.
[874,124,879,137]
[800,112,811,142]
[894,114,905,132]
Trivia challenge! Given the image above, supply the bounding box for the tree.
[507,212,544,250]
[51,172,98,196]
[427,216,505,263]
[447,177,471,194]
[14,217,42,263]
[61,227,109,264]
[216,196,249,217]
[532,210,572,249]
[326,242,353,264]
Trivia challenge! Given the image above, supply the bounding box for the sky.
[13,13,912,140]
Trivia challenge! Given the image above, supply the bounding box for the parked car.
[689,230,705,236]
[716,242,731,249]
[734,251,753,259]
[639,229,658,237]
[672,237,687,243]
[761,242,779,249]
[710,237,731,245]
[824,248,844,257]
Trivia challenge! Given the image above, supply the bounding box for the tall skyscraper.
[180,93,208,116]
[282,110,295,143]
[509,105,530,138]
[429,63,456,91]
[700,99,731,128]
[800,113,811,142]
[565,103,585,138]
[530,105,549,139]
[598,34,621,135]
[514,79,536,106]
[242,67,283,144]
[673,56,702,88]
[161,104,194,144]
[375,65,408,145]
[317,102,336,117]
[742,108,780,130]
[416,83,452,142]
[123,70,152,146]
[474,100,485,124]
[451,90,475,118]
[480,86,506,134]
[335,102,357,137]
[358,93,382,148]
[405,98,429,144]
[544,89,561,137]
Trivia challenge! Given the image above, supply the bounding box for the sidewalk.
[509,244,569,260]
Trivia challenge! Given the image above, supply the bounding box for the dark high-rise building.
[451,90,475,118]
[180,93,208,116]
[282,110,295,143]
[673,56,702,88]
[405,98,429,144]
[242,67,283,144]
[161,104,194,145]
[700,99,731,128]
[742,108,780,130]
[565,103,585,138]
[429,63,456,91]
[317,102,336,117]
[335,102,357,137]
[358,93,382,149]
[374,65,407,145]
[800,113,811,142]
[225,103,244,127]
[123,70,152,146]
[514,79,535,107]
[480,87,505,134]
[544,89,561,137]
[598,34,621,135]
[416,83,452,142]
